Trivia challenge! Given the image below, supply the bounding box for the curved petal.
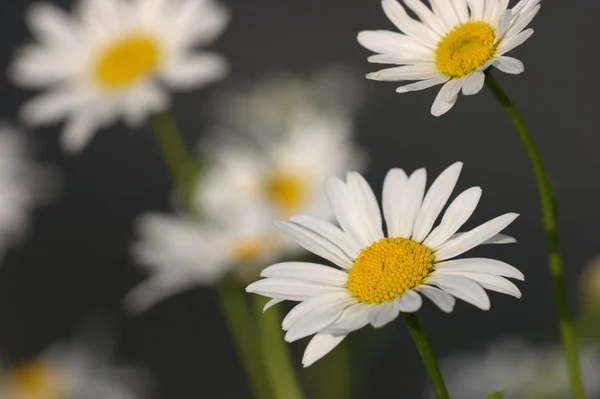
[368,301,400,328]
[246,278,345,302]
[261,262,348,286]
[434,258,524,280]
[434,213,519,261]
[382,168,408,237]
[496,29,534,56]
[302,333,347,368]
[346,172,384,243]
[416,285,455,313]
[394,290,423,312]
[321,303,373,335]
[285,298,354,342]
[357,30,433,59]
[449,233,516,245]
[289,214,361,259]
[274,220,354,269]
[461,71,485,95]
[412,162,463,242]
[427,274,491,310]
[367,64,441,82]
[326,177,371,248]
[263,298,283,312]
[381,0,440,47]
[458,272,522,298]
[396,77,449,93]
[493,56,525,74]
[423,186,482,249]
[431,80,462,116]
[393,168,427,239]
[160,53,229,90]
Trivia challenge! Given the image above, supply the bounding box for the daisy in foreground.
[246,162,524,367]
[358,0,541,116]
[10,0,229,153]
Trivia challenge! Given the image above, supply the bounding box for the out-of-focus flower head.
[358,0,540,116]
[0,125,58,260]
[0,333,151,399]
[10,0,229,153]
[125,70,366,314]
[423,338,600,399]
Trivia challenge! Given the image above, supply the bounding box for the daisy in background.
[0,336,151,399]
[422,338,600,399]
[125,72,365,313]
[10,0,229,153]
[247,162,523,367]
[0,126,57,260]
[358,0,540,116]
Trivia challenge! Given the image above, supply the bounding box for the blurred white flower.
[0,338,150,399]
[423,338,600,399]
[358,0,540,116]
[125,72,365,314]
[10,0,229,153]
[0,126,57,259]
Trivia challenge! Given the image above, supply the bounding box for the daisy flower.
[10,0,229,153]
[246,162,523,367]
[0,338,150,399]
[0,126,56,259]
[358,0,540,116]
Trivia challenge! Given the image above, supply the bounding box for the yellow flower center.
[94,34,160,90]
[6,361,62,399]
[435,22,496,78]
[347,237,435,304]
[232,239,265,263]
[264,172,307,216]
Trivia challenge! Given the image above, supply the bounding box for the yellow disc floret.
[6,361,63,399]
[347,237,435,304]
[264,172,307,216]
[436,22,496,78]
[94,34,160,90]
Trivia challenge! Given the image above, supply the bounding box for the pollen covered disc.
[347,237,435,304]
[435,22,496,78]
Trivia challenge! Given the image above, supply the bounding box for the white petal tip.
[366,72,379,80]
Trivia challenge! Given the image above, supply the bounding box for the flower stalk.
[402,313,450,399]
[484,71,586,399]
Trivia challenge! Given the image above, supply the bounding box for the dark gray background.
[0,0,598,397]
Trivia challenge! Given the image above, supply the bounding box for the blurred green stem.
[403,313,449,399]
[253,296,306,399]
[148,112,274,399]
[148,112,197,211]
[219,283,274,399]
[485,71,586,399]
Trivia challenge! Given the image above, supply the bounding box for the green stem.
[148,112,274,399]
[219,283,274,399]
[402,313,449,399]
[148,112,197,211]
[485,71,586,399]
[253,296,305,399]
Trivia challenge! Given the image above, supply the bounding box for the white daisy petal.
[416,285,455,313]
[282,292,352,330]
[321,303,373,335]
[169,0,230,48]
[285,298,354,342]
[461,71,485,95]
[263,298,284,312]
[381,0,439,47]
[357,30,433,59]
[261,262,349,286]
[395,168,427,239]
[495,10,513,43]
[428,274,491,310]
[302,333,347,368]
[496,28,534,56]
[61,107,113,154]
[504,5,541,42]
[403,0,447,36]
[368,54,434,65]
[482,0,498,24]
[124,271,199,314]
[450,0,469,23]
[394,290,423,312]
[346,172,385,242]
[160,53,229,90]
[367,64,442,82]
[19,85,94,126]
[457,272,522,298]
[467,0,485,21]
[424,186,482,249]
[326,177,372,248]
[246,278,345,302]
[430,0,460,30]
[435,258,524,280]
[274,220,354,269]
[26,2,78,47]
[412,162,463,242]
[431,80,462,116]
[396,76,450,93]
[449,232,517,245]
[493,56,525,74]
[434,213,519,261]
[382,168,408,237]
[368,301,400,328]
[290,214,361,259]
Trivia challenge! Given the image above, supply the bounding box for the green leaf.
[484,391,504,399]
